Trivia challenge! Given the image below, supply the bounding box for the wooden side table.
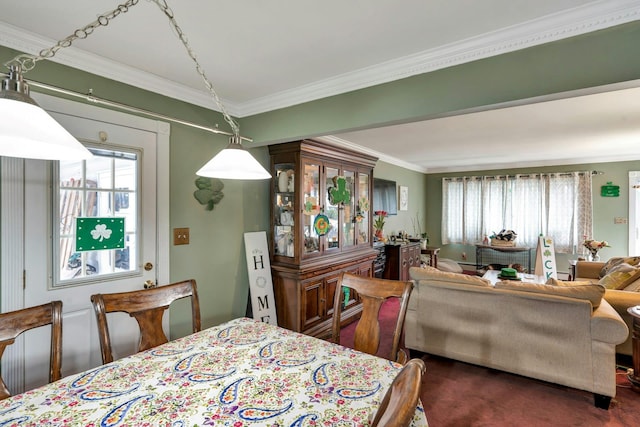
[420,246,440,269]
[627,306,640,391]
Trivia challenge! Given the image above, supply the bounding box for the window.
[55,147,139,286]
[442,172,592,252]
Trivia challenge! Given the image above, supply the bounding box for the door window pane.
[56,147,139,286]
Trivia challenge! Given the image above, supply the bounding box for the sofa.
[406,266,628,409]
[574,258,640,356]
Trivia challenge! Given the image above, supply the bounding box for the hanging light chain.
[149,0,239,136]
[4,0,240,136]
[6,0,140,72]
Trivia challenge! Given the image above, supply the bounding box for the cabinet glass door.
[303,161,321,256]
[325,166,340,252]
[274,163,294,257]
[343,170,355,247]
[358,172,370,244]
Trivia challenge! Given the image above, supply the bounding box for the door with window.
[11,94,168,394]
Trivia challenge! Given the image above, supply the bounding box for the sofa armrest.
[590,299,629,344]
[604,289,640,320]
[575,261,605,280]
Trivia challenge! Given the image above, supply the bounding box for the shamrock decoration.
[193,177,224,211]
[304,196,320,215]
[90,223,112,242]
[328,176,350,206]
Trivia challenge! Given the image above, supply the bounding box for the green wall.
[2,19,640,335]
[372,161,428,239]
[425,161,640,275]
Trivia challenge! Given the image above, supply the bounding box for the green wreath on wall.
[193,177,224,211]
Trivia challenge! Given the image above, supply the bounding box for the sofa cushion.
[599,257,640,278]
[546,278,595,288]
[598,263,640,290]
[495,280,605,308]
[409,266,491,287]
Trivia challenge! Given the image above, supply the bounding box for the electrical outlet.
[173,227,190,245]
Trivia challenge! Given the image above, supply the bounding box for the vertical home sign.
[243,231,278,325]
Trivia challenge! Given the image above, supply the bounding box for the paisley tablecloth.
[0,317,428,426]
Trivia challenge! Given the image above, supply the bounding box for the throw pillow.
[408,266,491,287]
[598,263,640,290]
[599,256,640,278]
[495,280,605,308]
[623,278,640,292]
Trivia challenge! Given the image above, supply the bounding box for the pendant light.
[0,65,92,160]
[0,0,270,179]
[196,135,271,180]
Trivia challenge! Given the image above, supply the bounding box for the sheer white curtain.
[442,171,592,252]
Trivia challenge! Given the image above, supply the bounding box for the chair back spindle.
[91,279,200,364]
[0,301,63,400]
[331,272,412,363]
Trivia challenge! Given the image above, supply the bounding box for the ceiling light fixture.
[0,64,92,160]
[0,0,271,179]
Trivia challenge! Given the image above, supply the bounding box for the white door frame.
[0,93,170,391]
[630,171,640,256]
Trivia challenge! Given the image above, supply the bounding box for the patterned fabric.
[598,263,640,290]
[598,256,640,278]
[0,317,428,427]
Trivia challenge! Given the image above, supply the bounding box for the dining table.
[0,317,428,426]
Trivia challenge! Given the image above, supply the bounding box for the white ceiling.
[1,0,640,173]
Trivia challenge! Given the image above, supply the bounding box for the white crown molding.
[1,0,639,119]
[425,153,640,174]
[236,0,640,116]
[317,135,430,173]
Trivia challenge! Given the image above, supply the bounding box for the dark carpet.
[340,299,640,426]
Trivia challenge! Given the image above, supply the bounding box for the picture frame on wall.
[399,185,408,211]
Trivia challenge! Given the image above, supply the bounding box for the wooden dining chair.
[331,272,413,364]
[0,301,63,400]
[90,279,200,364]
[371,358,426,427]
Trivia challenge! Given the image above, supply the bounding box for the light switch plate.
[174,227,190,245]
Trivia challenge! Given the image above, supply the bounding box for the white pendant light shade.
[0,65,92,161]
[0,98,92,160]
[196,136,271,180]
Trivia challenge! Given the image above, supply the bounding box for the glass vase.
[588,252,600,262]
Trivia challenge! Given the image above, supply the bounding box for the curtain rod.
[443,170,602,181]
[10,74,253,143]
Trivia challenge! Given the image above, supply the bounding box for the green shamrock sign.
[76,217,125,251]
[328,176,350,205]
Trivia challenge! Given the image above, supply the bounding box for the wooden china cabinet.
[269,139,378,338]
